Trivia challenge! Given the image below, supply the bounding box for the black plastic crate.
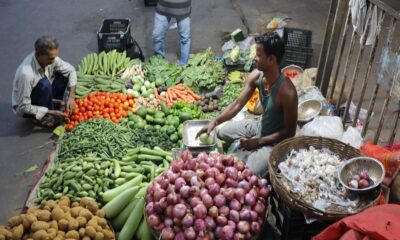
[97,18,131,52]
[144,0,158,6]
[281,27,313,69]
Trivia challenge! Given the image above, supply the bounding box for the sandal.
[31,116,56,129]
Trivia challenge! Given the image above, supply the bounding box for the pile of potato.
[0,196,115,240]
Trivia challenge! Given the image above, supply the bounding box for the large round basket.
[268,136,381,221]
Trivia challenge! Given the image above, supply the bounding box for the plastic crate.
[144,0,158,6]
[97,18,131,52]
[281,27,313,69]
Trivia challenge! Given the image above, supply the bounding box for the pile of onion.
[145,149,270,240]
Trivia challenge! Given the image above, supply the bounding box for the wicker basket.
[268,136,381,221]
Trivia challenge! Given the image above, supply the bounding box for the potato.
[0,235,5,240]
[70,207,83,218]
[39,200,47,209]
[58,219,68,231]
[45,200,57,210]
[58,196,70,207]
[8,215,22,227]
[67,218,79,231]
[11,224,24,239]
[0,228,12,239]
[32,229,48,240]
[96,210,105,218]
[97,218,107,228]
[60,206,70,214]
[53,237,62,240]
[51,207,65,221]
[71,202,79,208]
[27,207,39,215]
[47,228,57,239]
[57,230,65,238]
[65,230,79,240]
[82,237,91,240]
[87,201,98,213]
[102,229,114,240]
[85,226,96,238]
[96,225,103,232]
[86,220,98,229]
[30,221,49,232]
[22,214,37,230]
[95,232,104,240]
[79,198,90,208]
[79,209,93,221]
[78,227,85,238]
[36,210,51,222]
[76,216,87,227]
[49,220,58,231]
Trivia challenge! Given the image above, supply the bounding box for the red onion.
[209,151,220,159]
[234,160,245,172]
[225,167,238,180]
[161,227,175,240]
[164,218,173,227]
[204,216,216,230]
[205,177,216,186]
[190,186,200,196]
[171,159,184,173]
[205,168,216,179]
[182,170,196,182]
[259,179,268,187]
[182,214,194,227]
[227,220,236,231]
[239,210,252,221]
[165,205,173,218]
[224,155,235,166]
[233,232,245,240]
[173,204,187,218]
[168,172,179,184]
[153,223,165,232]
[194,219,207,231]
[184,159,197,170]
[215,162,225,172]
[208,183,220,197]
[242,169,253,180]
[199,162,210,171]
[201,194,214,208]
[184,227,197,240]
[237,221,250,234]
[248,175,258,186]
[197,152,208,162]
[219,206,230,216]
[216,154,224,163]
[145,194,153,204]
[193,204,207,219]
[159,197,168,209]
[223,188,235,201]
[229,210,240,223]
[235,188,245,203]
[145,202,155,215]
[238,180,250,191]
[217,215,228,225]
[359,170,369,180]
[175,232,185,240]
[196,169,205,179]
[167,192,179,205]
[214,194,226,207]
[175,177,186,191]
[147,214,160,228]
[219,225,235,240]
[215,173,226,185]
[208,206,219,218]
[206,157,216,166]
[259,187,269,198]
[359,179,369,188]
[207,231,215,240]
[250,211,258,221]
[251,221,260,233]
[173,217,182,226]
[254,201,265,215]
[153,188,166,201]
[180,185,190,198]
[154,202,163,213]
[244,193,256,206]
[189,197,202,208]
[156,177,170,190]
[225,178,238,188]
[229,199,242,211]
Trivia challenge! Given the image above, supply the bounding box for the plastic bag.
[301,116,344,140]
[341,126,363,149]
[360,141,400,177]
[126,37,145,62]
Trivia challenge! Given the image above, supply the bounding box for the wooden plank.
[371,0,400,20]
[389,103,400,144]
[353,11,386,127]
[342,5,374,123]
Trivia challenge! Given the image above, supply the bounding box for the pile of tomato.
[66,92,135,131]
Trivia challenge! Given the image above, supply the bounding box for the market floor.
[0,0,330,231]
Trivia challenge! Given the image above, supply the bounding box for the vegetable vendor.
[11,36,77,128]
[197,32,298,177]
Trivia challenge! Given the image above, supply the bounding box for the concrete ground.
[0,0,331,233]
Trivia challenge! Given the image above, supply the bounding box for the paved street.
[0,0,330,225]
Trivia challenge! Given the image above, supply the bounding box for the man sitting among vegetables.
[197,32,298,177]
[12,36,76,128]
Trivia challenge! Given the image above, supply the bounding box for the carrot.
[174,85,185,91]
[153,88,159,98]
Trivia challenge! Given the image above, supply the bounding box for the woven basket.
[268,136,381,221]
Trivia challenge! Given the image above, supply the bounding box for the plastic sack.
[341,126,363,149]
[301,116,344,140]
[360,141,400,177]
[347,101,369,121]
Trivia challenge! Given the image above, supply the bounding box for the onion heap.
[145,149,270,240]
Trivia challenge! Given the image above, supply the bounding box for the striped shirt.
[156,0,191,20]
